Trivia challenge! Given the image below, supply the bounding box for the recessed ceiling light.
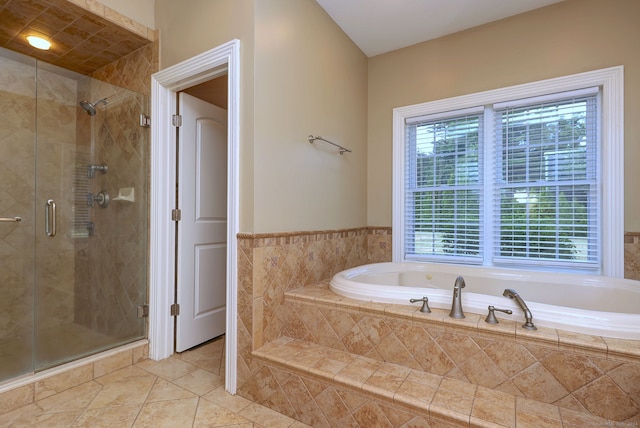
[26,35,51,50]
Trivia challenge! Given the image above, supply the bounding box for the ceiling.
[315,0,564,57]
[0,0,150,75]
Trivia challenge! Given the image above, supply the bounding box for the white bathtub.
[330,262,640,340]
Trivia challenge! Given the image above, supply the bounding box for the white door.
[176,92,227,352]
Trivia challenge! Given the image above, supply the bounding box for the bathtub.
[330,262,640,340]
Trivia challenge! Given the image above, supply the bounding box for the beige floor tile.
[36,381,102,413]
[95,365,157,385]
[202,386,253,413]
[240,402,299,428]
[0,404,43,428]
[193,398,253,427]
[88,377,156,409]
[146,378,198,402]
[173,368,224,396]
[138,356,199,381]
[20,410,83,427]
[73,403,142,428]
[133,396,199,428]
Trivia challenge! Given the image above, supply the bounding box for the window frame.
[392,66,624,277]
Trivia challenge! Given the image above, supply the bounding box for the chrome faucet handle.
[485,305,513,324]
[410,296,431,313]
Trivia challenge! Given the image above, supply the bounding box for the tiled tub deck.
[251,283,640,427]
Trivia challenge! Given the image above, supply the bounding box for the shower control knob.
[95,191,110,208]
[88,191,110,208]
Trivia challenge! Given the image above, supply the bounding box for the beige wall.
[155,0,257,231]
[154,0,639,233]
[253,0,367,232]
[155,0,367,233]
[97,0,155,29]
[367,0,640,229]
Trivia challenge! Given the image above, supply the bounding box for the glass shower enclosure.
[0,47,148,382]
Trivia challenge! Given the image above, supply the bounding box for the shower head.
[79,98,107,116]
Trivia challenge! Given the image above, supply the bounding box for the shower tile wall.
[73,42,157,339]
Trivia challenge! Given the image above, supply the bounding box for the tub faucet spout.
[449,276,466,319]
[503,289,537,330]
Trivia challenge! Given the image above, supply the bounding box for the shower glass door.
[0,47,148,382]
[0,48,37,381]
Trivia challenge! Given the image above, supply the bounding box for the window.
[393,67,624,276]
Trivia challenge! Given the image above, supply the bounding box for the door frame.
[148,39,240,393]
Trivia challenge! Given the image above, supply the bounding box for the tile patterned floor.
[1,336,310,427]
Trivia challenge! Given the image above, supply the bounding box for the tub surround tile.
[512,362,569,403]
[541,352,602,392]
[516,397,563,427]
[476,317,518,338]
[558,407,619,428]
[334,357,381,390]
[458,350,509,389]
[238,229,640,426]
[280,286,640,424]
[514,324,560,347]
[572,376,640,421]
[471,387,516,428]
[413,307,448,324]
[557,329,608,356]
[602,336,640,361]
[483,341,537,378]
[362,362,411,401]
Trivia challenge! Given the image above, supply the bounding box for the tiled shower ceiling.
[0,0,150,75]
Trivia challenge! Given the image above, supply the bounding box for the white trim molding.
[149,39,240,393]
[393,66,624,277]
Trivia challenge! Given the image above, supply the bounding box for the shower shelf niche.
[113,187,135,203]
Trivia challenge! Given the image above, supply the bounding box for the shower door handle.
[0,216,21,222]
[45,199,56,237]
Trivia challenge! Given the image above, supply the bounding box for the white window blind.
[493,92,600,269]
[404,110,483,262]
[394,67,623,275]
[403,90,600,270]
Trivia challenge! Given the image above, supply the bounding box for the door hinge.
[139,114,151,128]
[171,208,181,221]
[137,304,149,318]
[170,303,180,316]
[172,114,182,127]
